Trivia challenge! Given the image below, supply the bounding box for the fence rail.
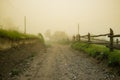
[73,28,120,52]
[90,33,109,37]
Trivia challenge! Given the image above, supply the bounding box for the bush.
[38,33,45,43]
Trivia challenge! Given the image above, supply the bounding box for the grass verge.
[71,41,120,67]
[0,29,37,40]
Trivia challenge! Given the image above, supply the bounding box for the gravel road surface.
[18,44,120,80]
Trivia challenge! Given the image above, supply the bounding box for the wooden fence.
[73,28,120,52]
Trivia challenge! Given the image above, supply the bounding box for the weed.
[10,69,21,77]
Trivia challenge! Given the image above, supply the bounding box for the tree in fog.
[51,31,68,42]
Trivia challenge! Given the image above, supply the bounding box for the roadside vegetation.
[71,41,120,67]
[0,29,37,40]
[38,33,45,43]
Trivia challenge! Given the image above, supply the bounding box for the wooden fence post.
[73,35,75,41]
[116,39,119,45]
[88,33,90,42]
[109,28,114,51]
[76,34,80,41]
[76,35,77,41]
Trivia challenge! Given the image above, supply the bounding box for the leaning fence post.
[88,33,90,42]
[109,28,114,52]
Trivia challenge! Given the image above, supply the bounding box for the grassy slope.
[0,29,37,40]
[71,41,120,67]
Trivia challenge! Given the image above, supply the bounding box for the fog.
[0,0,120,36]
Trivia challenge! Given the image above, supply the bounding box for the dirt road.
[18,44,119,80]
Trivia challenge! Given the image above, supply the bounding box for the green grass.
[0,29,46,47]
[71,41,120,67]
[0,29,37,40]
[108,50,120,66]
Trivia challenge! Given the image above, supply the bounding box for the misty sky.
[0,0,120,36]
